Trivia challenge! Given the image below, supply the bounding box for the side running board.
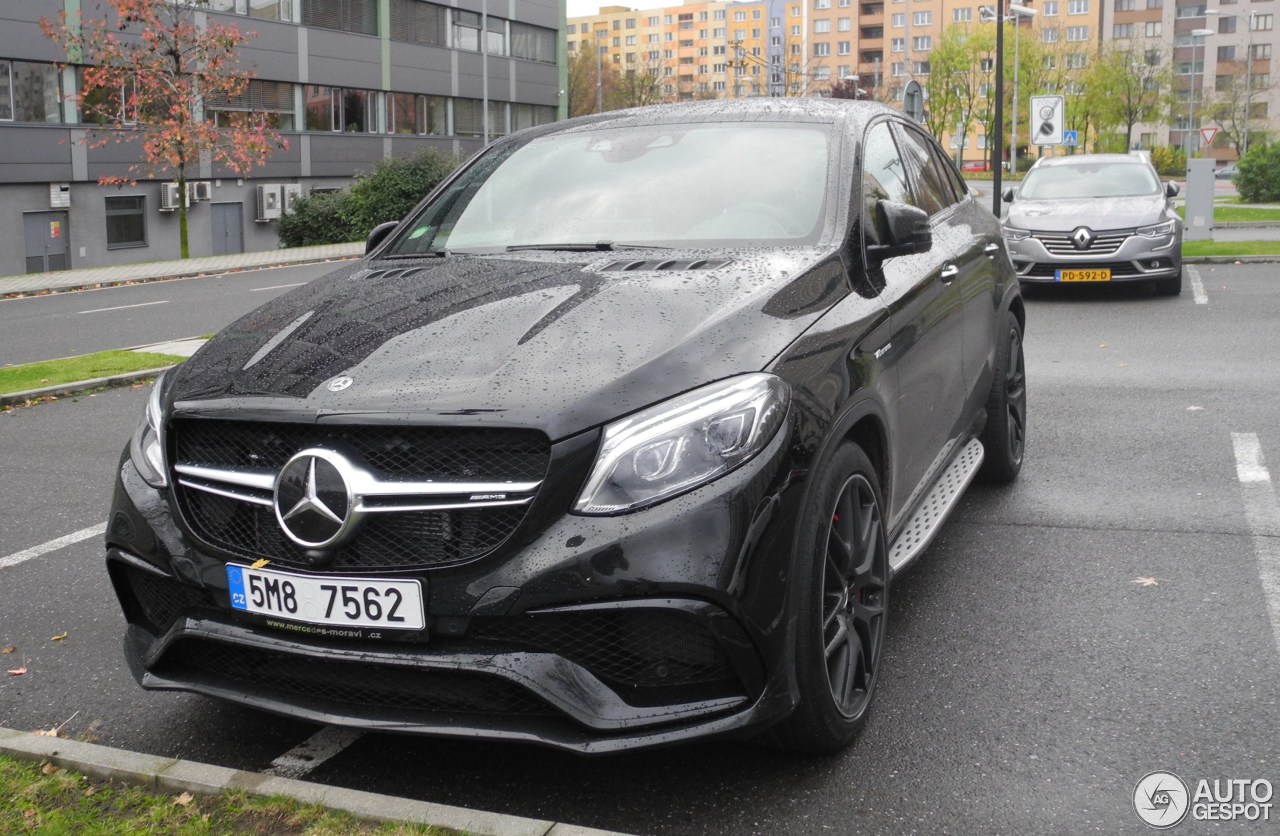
[887,438,985,575]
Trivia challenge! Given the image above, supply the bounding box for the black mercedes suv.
[106,99,1026,754]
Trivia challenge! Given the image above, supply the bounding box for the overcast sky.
[566,1,672,16]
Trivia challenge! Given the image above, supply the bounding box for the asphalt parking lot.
[2,262,1278,834]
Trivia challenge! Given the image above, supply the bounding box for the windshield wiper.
[504,242,674,252]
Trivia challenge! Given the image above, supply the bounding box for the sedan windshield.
[1018,162,1161,200]
[389,122,832,254]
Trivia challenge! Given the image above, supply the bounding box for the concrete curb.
[0,366,175,408]
[0,726,625,836]
[1184,255,1280,264]
[0,254,359,300]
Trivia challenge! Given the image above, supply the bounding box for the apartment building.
[1,0,564,276]
[1100,0,1278,157]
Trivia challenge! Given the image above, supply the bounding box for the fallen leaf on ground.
[0,646,15,654]
[250,558,270,569]
[84,786,98,797]
[50,632,68,642]
[1133,577,1161,587]
[173,791,195,807]
[6,667,27,676]
[41,763,60,776]
[32,728,62,738]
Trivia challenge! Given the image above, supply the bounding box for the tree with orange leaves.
[42,0,287,258]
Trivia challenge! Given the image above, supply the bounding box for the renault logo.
[1071,227,1095,250]
[273,449,359,549]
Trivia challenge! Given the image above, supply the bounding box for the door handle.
[984,243,1000,257]
[939,264,960,283]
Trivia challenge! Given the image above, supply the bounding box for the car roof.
[507,98,902,143]
[1030,153,1153,169]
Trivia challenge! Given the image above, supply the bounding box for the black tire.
[978,308,1026,483]
[770,442,888,753]
[1155,269,1184,297]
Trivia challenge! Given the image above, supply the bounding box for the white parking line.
[0,523,107,570]
[1232,433,1280,656]
[264,726,364,779]
[250,282,306,292]
[79,300,169,314]
[1187,266,1208,305]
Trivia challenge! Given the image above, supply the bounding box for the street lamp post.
[1187,27,1214,155]
[1007,4,1036,177]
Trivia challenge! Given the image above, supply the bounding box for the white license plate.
[226,565,425,630]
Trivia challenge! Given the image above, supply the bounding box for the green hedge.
[1236,143,1280,203]
[278,149,460,247]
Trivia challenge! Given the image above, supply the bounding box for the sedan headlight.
[573,373,790,515]
[1137,220,1176,238]
[1003,227,1031,242]
[129,373,168,488]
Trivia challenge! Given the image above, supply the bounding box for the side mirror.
[365,220,400,255]
[866,200,932,262]
[1164,182,1180,198]
[1002,187,1016,203]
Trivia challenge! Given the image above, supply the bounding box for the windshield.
[1018,162,1161,200]
[389,122,833,254]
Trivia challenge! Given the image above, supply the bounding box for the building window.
[511,103,555,131]
[815,19,831,32]
[303,84,378,132]
[209,0,297,22]
[954,8,973,21]
[105,196,146,249]
[1115,0,1135,10]
[388,0,447,46]
[1254,14,1274,31]
[1043,1,1059,15]
[206,79,296,130]
[838,41,851,54]
[815,42,831,55]
[891,37,905,52]
[1114,23,1134,37]
[1066,26,1088,41]
[1,60,64,123]
[1043,27,1060,42]
[1217,45,1236,60]
[838,17,852,30]
[1067,0,1089,13]
[912,11,932,25]
[302,0,378,36]
[1066,53,1087,68]
[891,13,905,27]
[1146,21,1162,36]
[912,35,931,50]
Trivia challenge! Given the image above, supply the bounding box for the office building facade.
[1,0,564,276]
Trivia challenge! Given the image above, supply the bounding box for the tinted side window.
[893,124,959,216]
[861,121,912,246]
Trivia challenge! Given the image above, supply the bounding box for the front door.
[211,202,244,256]
[23,211,70,273]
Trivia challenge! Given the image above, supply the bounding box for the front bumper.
[105,422,806,754]
[1005,230,1181,284]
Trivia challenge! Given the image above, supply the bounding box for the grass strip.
[1183,240,1280,258]
[0,350,184,396]
[1176,206,1280,223]
[0,754,455,835]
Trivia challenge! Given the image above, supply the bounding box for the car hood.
[167,250,845,440]
[1005,194,1170,231]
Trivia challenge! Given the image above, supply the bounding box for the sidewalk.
[0,242,364,298]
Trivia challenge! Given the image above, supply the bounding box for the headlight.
[129,373,168,488]
[1003,227,1031,242]
[573,373,790,515]
[1137,220,1176,238]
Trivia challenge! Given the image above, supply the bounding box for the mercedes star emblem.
[273,449,358,548]
[1071,227,1095,250]
[327,376,354,392]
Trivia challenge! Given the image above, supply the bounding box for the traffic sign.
[1200,126,1219,148]
[1030,95,1065,146]
[1062,130,1078,147]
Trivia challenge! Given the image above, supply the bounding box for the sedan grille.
[1031,228,1133,256]
[170,419,550,570]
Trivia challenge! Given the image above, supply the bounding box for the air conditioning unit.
[159,182,181,212]
[193,181,213,201]
[256,184,282,221]
[282,184,303,213]
[159,182,199,212]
